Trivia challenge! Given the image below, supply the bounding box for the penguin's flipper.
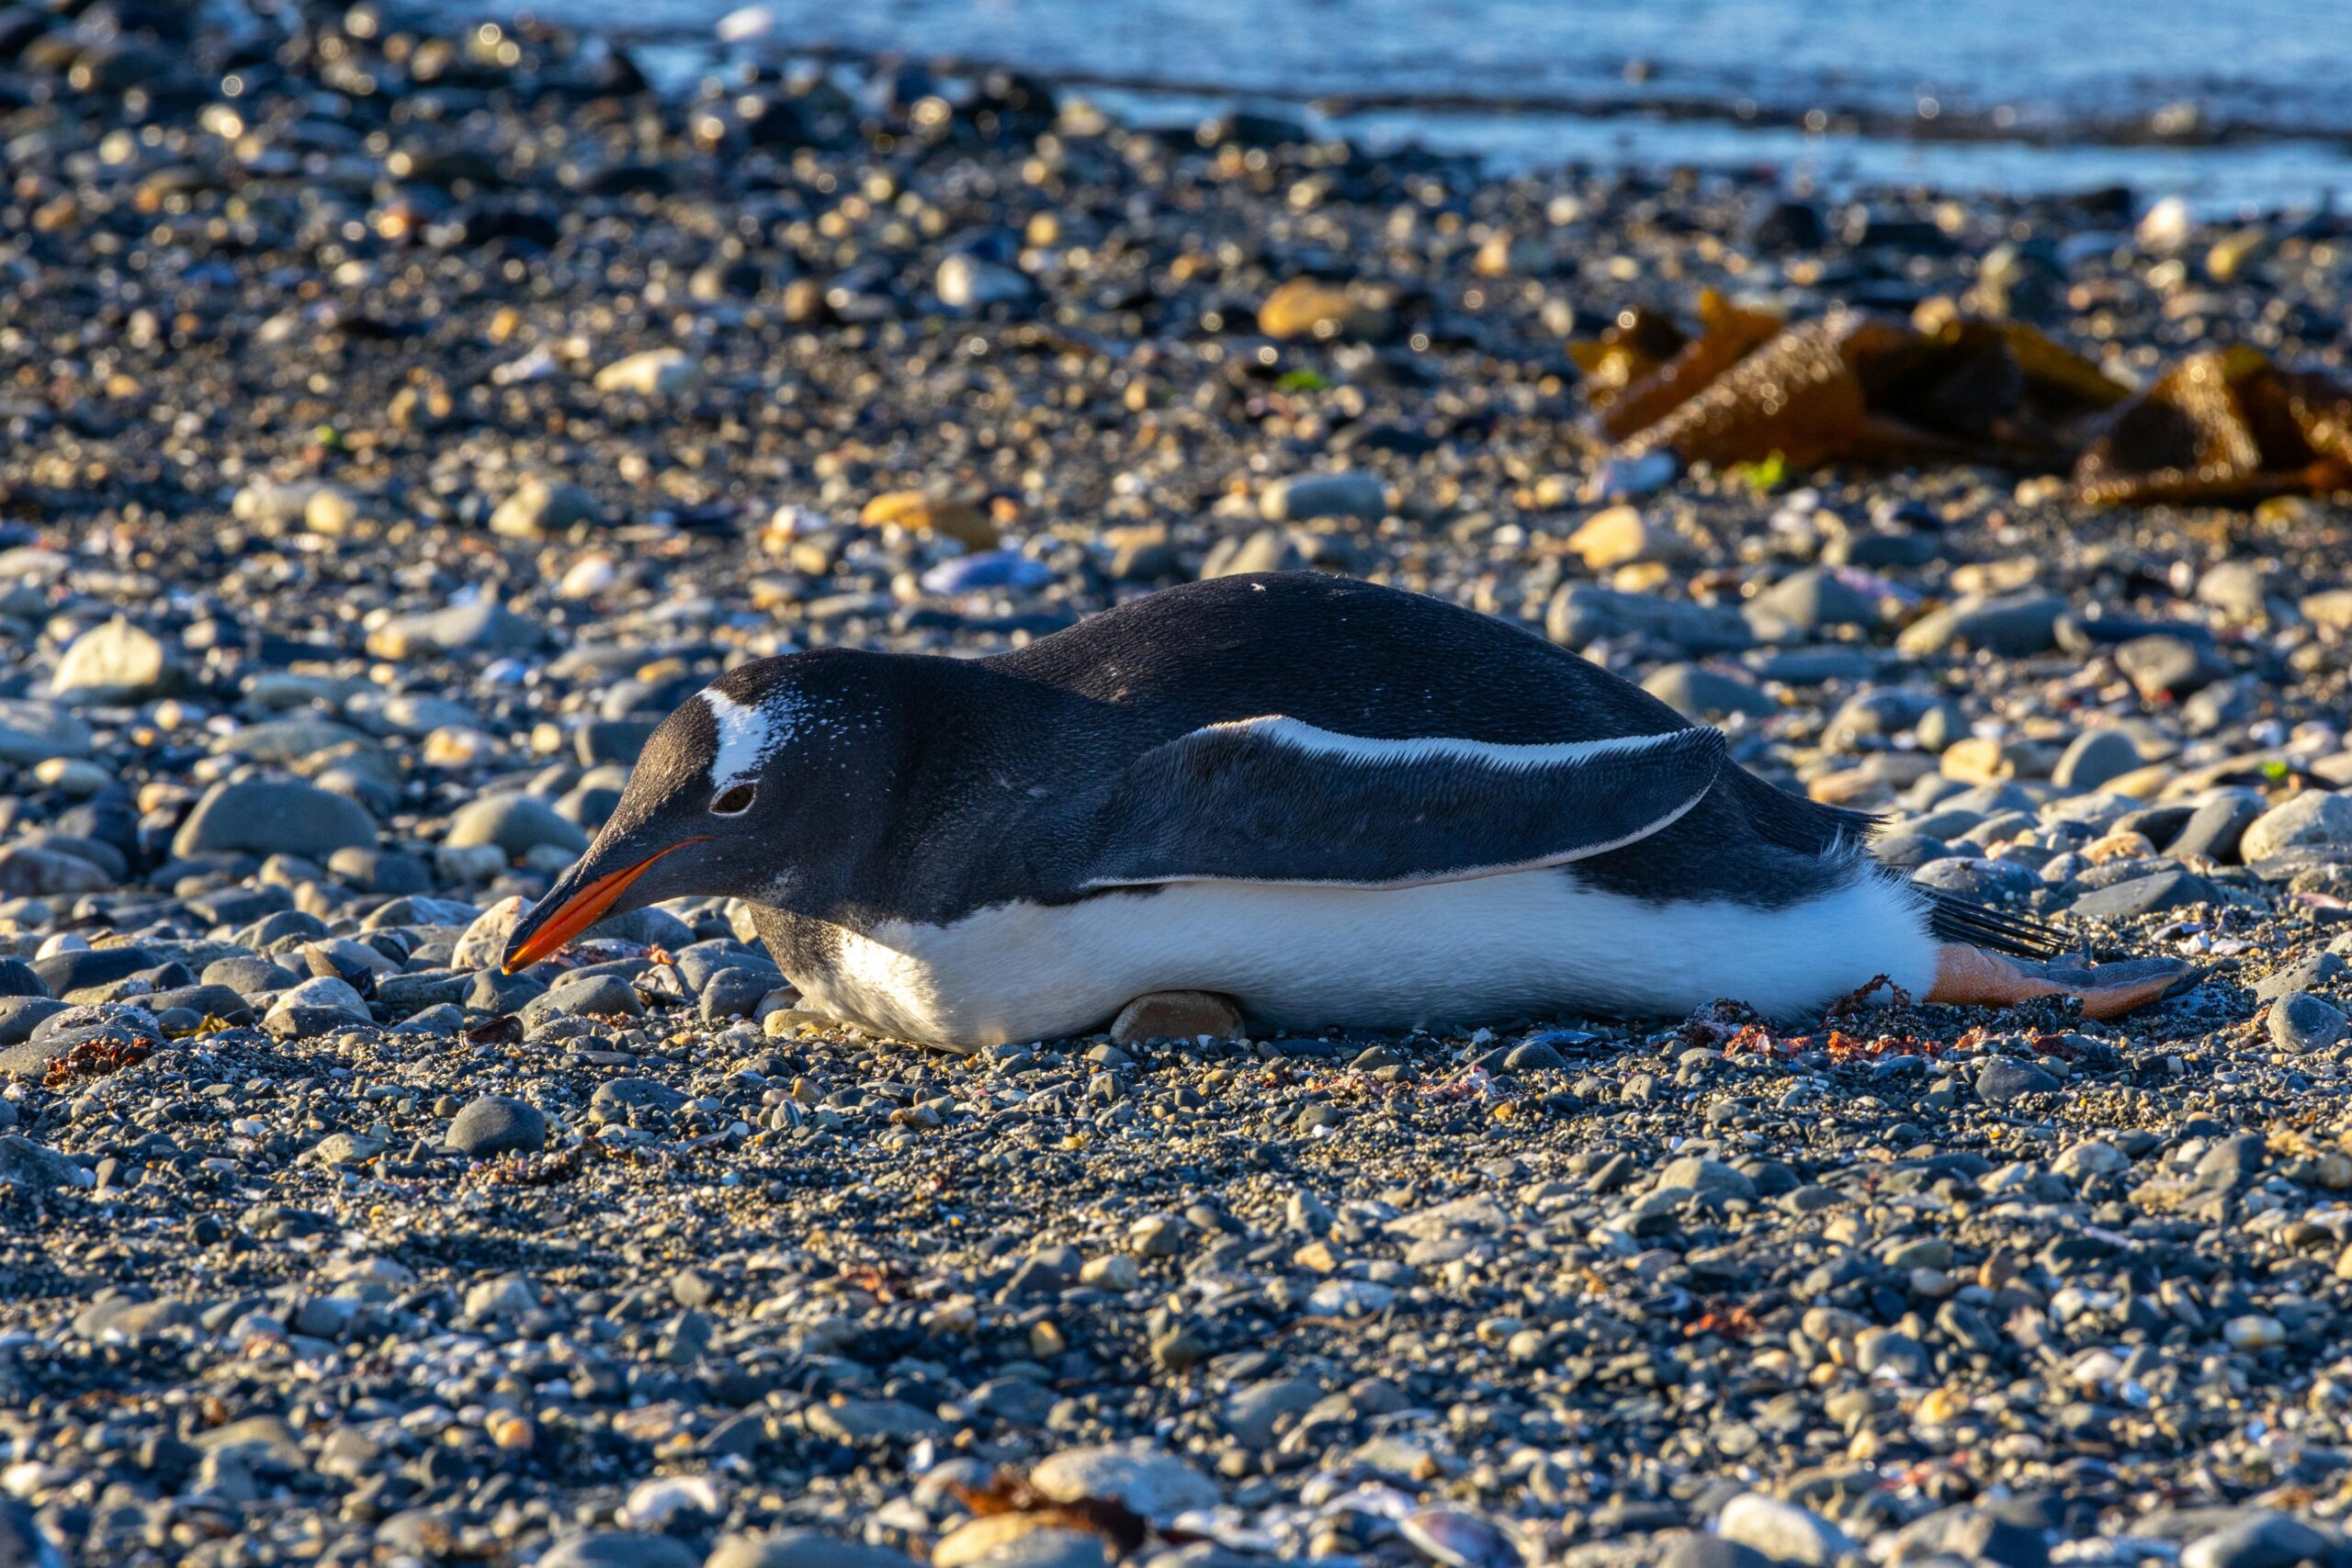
[1060,716,1727,893]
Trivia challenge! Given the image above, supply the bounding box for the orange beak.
[500,837,707,974]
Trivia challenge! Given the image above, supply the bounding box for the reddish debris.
[948,1470,1153,1554]
[1826,1030,1960,1061]
[42,1034,155,1088]
[462,1013,525,1047]
[1825,974,1915,1019]
[1684,1303,1763,1342]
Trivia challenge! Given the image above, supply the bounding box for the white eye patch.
[702,686,800,790]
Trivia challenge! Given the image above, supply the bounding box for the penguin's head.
[501,653,882,973]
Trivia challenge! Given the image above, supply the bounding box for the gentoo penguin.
[503,573,2192,1049]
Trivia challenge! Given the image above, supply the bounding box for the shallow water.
[461,0,2352,208]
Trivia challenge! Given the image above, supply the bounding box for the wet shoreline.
[472,0,2352,209]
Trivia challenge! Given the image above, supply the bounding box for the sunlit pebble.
[762,504,834,553]
[715,4,775,42]
[621,1474,724,1529]
[486,1410,536,1450]
[492,345,559,385]
[423,728,493,768]
[1400,1507,1521,1568]
[557,554,619,599]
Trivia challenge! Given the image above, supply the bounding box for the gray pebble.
[2267,992,2347,1055]
[2052,728,2141,792]
[173,780,379,861]
[1977,1058,2061,1103]
[447,1096,548,1158]
[2070,868,2211,919]
[1642,664,1777,719]
[445,794,591,858]
[540,1533,699,1568]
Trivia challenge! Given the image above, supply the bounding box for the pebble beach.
[9,4,2352,1567]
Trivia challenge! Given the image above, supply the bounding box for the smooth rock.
[0,1134,93,1190]
[1260,471,1385,523]
[594,348,703,400]
[1644,664,1776,719]
[860,491,996,550]
[445,795,589,858]
[2052,729,2142,792]
[2255,952,2346,1003]
[1715,1494,1857,1567]
[1030,1443,1219,1524]
[490,478,604,537]
[2173,788,2269,863]
[540,1533,699,1568]
[447,1096,548,1158]
[264,976,371,1025]
[2268,992,2348,1055]
[1657,1156,1757,1200]
[0,700,93,764]
[2243,792,2352,864]
[706,1531,921,1568]
[0,844,110,897]
[367,601,545,660]
[1571,506,1689,570]
[1258,276,1391,341]
[173,779,378,860]
[937,254,1035,310]
[1896,592,2066,658]
[1976,1058,2060,1103]
[2070,868,2211,919]
[2179,1516,2328,1568]
[51,618,175,702]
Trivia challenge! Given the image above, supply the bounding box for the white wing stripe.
[1194,715,1704,773]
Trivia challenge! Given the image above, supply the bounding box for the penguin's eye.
[710,783,757,817]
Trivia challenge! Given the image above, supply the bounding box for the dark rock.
[2070,869,2211,920]
[30,945,156,997]
[447,1096,548,1158]
[1977,1058,2060,1104]
[2267,992,2347,1055]
[173,779,378,860]
[2172,789,2269,863]
[2179,1516,2329,1568]
[0,1134,89,1189]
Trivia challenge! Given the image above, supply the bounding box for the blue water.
[478,0,2352,208]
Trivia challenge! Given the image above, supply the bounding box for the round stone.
[1976,1057,2060,1104]
[1029,1443,1220,1525]
[447,1096,548,1158]
[2052,728,2142,792]
[51,618,176,703]
[172,779,379,861]
[444,794,589,858]
[537,1533,697,1568]
[2242,791,2352,864]
[2268,992,2348,1055]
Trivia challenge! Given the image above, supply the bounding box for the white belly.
[790,868,1939,1051]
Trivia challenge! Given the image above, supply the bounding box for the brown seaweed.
[1581,299,2132,483]
[1580,293,2352,507]
[1592,289,1783,442]
[2074,347,2352,506]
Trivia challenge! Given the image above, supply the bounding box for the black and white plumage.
[503,572,2066,1048]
